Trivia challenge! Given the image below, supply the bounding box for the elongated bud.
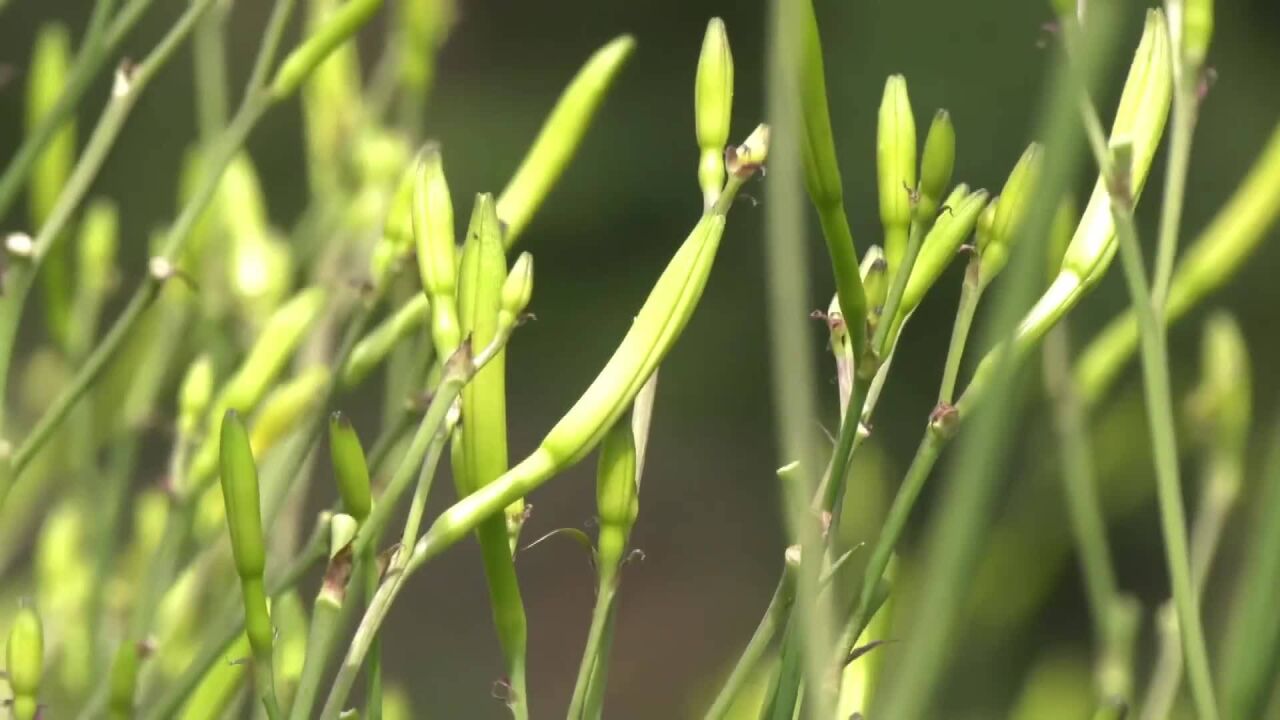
[596,414,638,573]
[1016,11,1173,349]
[78,199,119,296]
[372,163,417,287]
[221,287,327,413]
[6,605,44,720]
[899,188,990,322]
[219,410,267,581]
[248,366,331,457]
[329,412,373,523]
[497,35,635,247]
[342,294,431,387]
[271,0,382,99]
[26,24,75,226]
[1187,312,1250,451]
[27,23,76,348]
[979,143,1042,287]
[861,245,889,321]
[917,110,956,222]
[1183,0,1213,70]
[695,18,733,207]
[413,145,461,357]
[877,74,917,272]
[179,355,216,438]
[220,154,270,241]
[500,252,534,331]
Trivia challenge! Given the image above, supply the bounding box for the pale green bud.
[979,143,1043,287]
[413,145,461,357]
[178,355,216,438]
[1183,0,1213,69]
[499,252,534,331]
[877,74,917,271]
[695,18,733,207]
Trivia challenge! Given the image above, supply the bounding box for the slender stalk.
[760,1,837,714]
[193,0,230,143]
[704,576,793,720]
[568,581,617,719]
[1105,165,1218,719]
[244,0,297,98]
[872,219,928,357]
[1140,435,1241,719]
[361,547,383,720]
[937,262,982,405]
[582,603,619,718]
[1044,325,1135,704]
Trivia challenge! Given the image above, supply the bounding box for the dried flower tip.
[726,123,770,178]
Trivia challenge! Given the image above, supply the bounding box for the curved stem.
[568,577,617,719]
[937,266,982,406]
[703,576,793,720]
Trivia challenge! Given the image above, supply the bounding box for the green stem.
[582,602,619,718]
[568,577,617,719]
[288,596,343,720]
[193,0,230,142]
[1043,324,1134,704]
[873,216,932,357]
[244,0,297,97]
[704,576,793,720]
[362,547,383,720]
[937,264,982,405]
[1140,446,1240,720]
[1107,175,1219,720]
[1151,71,1200,311]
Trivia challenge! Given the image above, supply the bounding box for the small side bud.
[500,252,535,327]
[329,412,373,523]
[726,123,770,178]
[329,513,360,559]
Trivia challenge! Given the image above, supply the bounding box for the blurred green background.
[3,0,1280,717]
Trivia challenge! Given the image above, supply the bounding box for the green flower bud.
[330,513,360,558]
[1183,0,1213,69]
[26,23,74,227]
[412,145,461,357]
[178,633,250,720]
[979,143,1043,287]
[270,0,383,99]
[917,110,956,222]
[416,123,768,578]
[329,412,373,523]
[77,199,119,296]
[861,245,889,321]
[248,366,331,458]
[499,252,534,331]
[6,605,44,720]
[342,295,431,388]
[27,23,76,348]
[220,154,270,242]
[898,188,990,323]
[179,355,216,439]
[355,129,412,189]
[221,286,327,414]
[497,35,635,247]
[596,415,638,572]
[1187,312,1250,452]
[695,18,734,208]
[219,410,267,581]
[1018,10,1173,347]
[877,74,917,273]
